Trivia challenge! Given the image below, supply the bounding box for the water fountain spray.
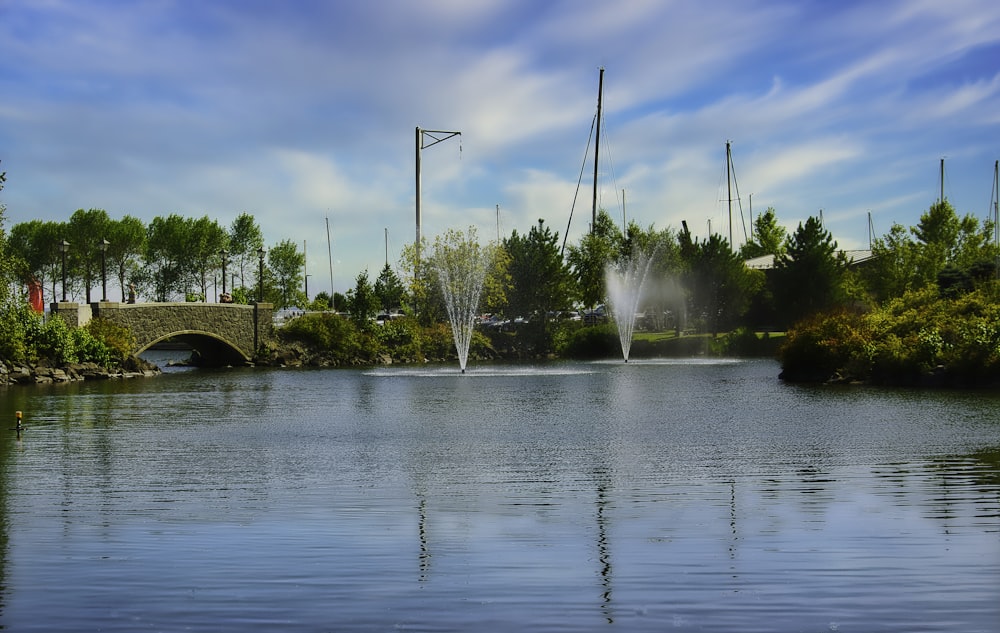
[432,228,492,373]
[605,247,656,362]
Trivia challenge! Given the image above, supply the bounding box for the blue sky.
[2,0,999,298]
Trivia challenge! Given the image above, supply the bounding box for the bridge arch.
[51,301,274,367]
[138,330,251,367]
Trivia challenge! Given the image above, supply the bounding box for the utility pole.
[415,127,461,266]
[940,157,945,203]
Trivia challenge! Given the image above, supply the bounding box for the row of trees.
[6,209,315,308]
[3,153,997,364]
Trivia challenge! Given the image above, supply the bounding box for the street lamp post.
[60,240,70,302]
[257,246,266,303]
[220,249,229,298]
[99,238,110,302]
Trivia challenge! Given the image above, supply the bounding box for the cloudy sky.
[2,0,999,297]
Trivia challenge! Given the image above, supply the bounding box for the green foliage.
[862,201,998,303]
[505,219,576,319]
[346,269,380,328]
[279,312,365,362]
[779,310,869,383]
[267,239,305,309]
[71,327,113,367]
[228,213,264,288]
[85,317,136,363]
[27,314,78,365]
[740,207,787,259]
[0,300,37,363]
[781,284,1000,385]
[67,208,113,303]
[374,263,406,313]
[566,210,621,308]
[685,233,762,335]
[772,216,847,327]
[559,322,619,359]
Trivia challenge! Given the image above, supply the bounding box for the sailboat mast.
[326,216,335,310]
[994,159,999,279]
[726,140,733,247]
[592,67,604,233]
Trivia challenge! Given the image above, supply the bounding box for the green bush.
[279,312,365,362]
[0,300,38,363]
[85,317,136,364]
[781,282,1000,385]
[28,314,78,365]
[72,327,113,366]
[560,323,618,359]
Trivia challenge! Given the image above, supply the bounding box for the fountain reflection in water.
[605,248,655,362]
[432,227,492,373]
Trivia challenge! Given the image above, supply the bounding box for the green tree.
[685,233,763,335]
[145,214,190,301]
[566,210,621,308]
[505,219,575,320]
[106,215,147,302]
[863,222,920,302]
[862,200,997,303]
[228,212,264,289]
[739,207,787,259]
[186,215,228,302]
[310,290,334,310]
[772,216,847,328]
[67,209,112,303]
[346,269,380,328]
[480,243,512,318]
[625,223,684,331]
[267,239,305,309]
[8,219,64,303]
[373,262,405,313]
[399,237,445,325]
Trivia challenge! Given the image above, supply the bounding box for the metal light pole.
[99,238,110,301]
[257,246,266,303]
[415,127,461,266]
[220,249,228,297]
[60,240,70,302]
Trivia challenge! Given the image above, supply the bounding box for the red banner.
[28,278,44,313]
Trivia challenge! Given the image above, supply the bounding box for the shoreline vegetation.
[779,284,1000,388]
[4,282,1000,390]
[3,179,999,388]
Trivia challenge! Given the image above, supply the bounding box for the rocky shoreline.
[1,358,161,386]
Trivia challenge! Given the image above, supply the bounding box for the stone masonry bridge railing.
[52,301,274,366]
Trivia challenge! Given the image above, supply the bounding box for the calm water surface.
[1,358,998,632]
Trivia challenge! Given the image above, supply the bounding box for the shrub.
[85,318,136,364]
[28,314,78,365]
[279,312,365,363]
[560,323,618,359]
[0,300,39,363]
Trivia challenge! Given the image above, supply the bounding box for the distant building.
[744,249,875,270]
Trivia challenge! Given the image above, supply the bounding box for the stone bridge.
[52,301,274,366]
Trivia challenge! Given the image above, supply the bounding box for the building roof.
[744,249,875,270]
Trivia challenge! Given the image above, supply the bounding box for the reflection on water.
[1,359,998,632]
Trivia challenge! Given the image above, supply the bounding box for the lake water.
[1,358,998,632]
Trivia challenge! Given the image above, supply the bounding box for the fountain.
[605,248,656,362]
[431,228,492,373]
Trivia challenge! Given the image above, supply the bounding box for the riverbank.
[1,358,160,386]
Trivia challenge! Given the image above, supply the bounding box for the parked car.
[582,305,607,325]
